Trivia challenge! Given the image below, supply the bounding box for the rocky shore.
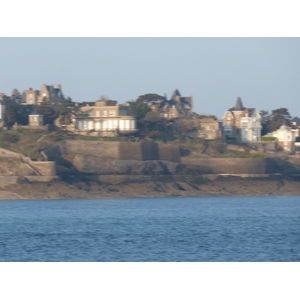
[1,176,300,200]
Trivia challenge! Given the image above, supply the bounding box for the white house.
[263,124,298,153]
[72,100,138,137]
[0,99,6,127]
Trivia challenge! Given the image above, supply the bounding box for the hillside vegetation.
[0,128,272,161]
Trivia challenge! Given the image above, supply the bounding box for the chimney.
[57,84,62,90]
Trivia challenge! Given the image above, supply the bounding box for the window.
[96,111,100,117]
[109,110,116,116]
[103,111,107,117]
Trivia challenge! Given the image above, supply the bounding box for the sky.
[0,37,299,119]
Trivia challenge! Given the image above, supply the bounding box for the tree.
[127,101,151,122]
[56,97,76,125]
[36,97,56,125]
[143,111,161,123]
[266,108,291,133]
[3,96,18,128]
[259,110,269,118]
[136,93,164,106]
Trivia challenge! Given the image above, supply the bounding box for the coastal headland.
[1,140,300,200]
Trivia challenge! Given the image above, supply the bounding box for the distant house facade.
[197,118,223,139]
[72,100,138,137]
[10,88,23,103]
[28,109,44,127]
[175,117,223,140]
[0,99,6,127]
[291,117,300,137]
[263,125,298,153]
[22,84,64,106]
[38,84,64,104]
[223,97,262,142]
[150,89,193,119]
[22,88,40,105]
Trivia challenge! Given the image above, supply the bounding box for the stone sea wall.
[43,141,181,163]
[181,157,300,174]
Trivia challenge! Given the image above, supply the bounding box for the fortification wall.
[43,141,181,163]
[0,160,56,176]
[73,155,180,175]
[119,142,143,160]
[61,140,120,158]
[181,158,280,174]
[0,148,22,159]
[42,145,62,162]
[29,161,57,176]
[158,143,181,163]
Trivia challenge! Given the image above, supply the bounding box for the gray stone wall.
[158,143,181,163]
[181,158,280,174]
[73,155,180,175]
[43,141,181,163]
[62,140,120,158]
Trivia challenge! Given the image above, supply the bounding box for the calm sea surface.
[0,196,299,262]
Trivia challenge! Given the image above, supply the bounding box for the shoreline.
[1,176,300,200]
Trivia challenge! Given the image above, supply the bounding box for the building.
[10,88,23,103]
[22,88,40,105]
[0,99,6,127]
[291,117,300,137]
[28,109,44,127]
[263,124,298,153]
[22,84,64,106]
[197,118,223,139]
[223,97,262,142]
[72,100,138,136]
[38,84,64,105]
[150,89,193,119]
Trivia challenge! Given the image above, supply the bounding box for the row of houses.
[1,84,300,153]
[0,84,65,105]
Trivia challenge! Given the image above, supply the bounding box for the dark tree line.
[3,96,75,128]
[261,108,293,135]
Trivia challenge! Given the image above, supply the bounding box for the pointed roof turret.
[171,89,181,99]
[234,97,244,111]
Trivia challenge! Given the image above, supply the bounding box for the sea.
[0,195,299,262]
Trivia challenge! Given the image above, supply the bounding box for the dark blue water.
[0,196,299,261]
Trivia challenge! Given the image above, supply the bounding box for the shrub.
[260,136,276,141]
[2,133,20,143]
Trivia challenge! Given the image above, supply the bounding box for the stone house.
[38,84,64,105]
[175,117,223,139]
[71,100,138,137]
[150,89,193,119]
[22,88,40,105]
[223,97,262,142]
[22,84,64,106]
[28,109,44,127]
[197,118,223,139]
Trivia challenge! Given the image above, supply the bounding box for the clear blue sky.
[0,37,299,119]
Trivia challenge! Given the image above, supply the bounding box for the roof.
[171,89,181,99]
[279,124,290,131]
[234,97,244,110]
[30,109,42,116]
[291,116,300,125]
